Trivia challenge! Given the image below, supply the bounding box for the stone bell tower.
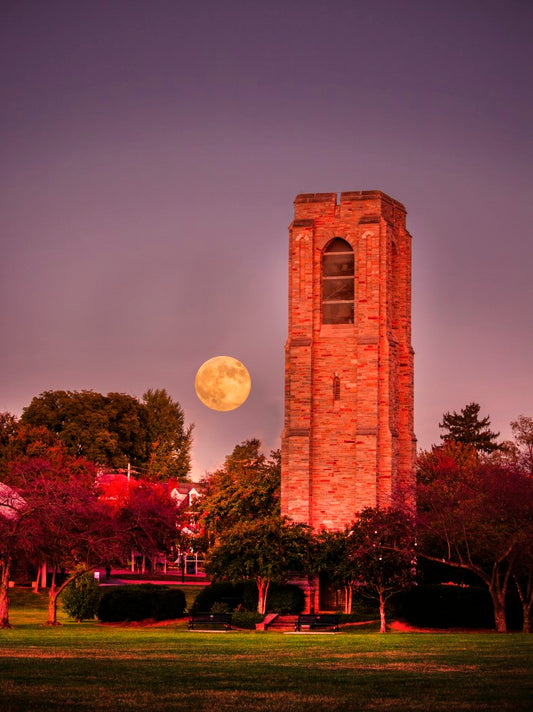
[281,191,416,531]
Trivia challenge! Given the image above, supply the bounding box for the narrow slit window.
[322,238,354,324]
[333,375,341,401]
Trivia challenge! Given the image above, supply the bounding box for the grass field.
[0,588,531,711]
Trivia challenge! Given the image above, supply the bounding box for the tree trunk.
[489,586,507,633]
[47,567,60,625]
[47,567,90,625]
[0,559,12,628]
[344,585,352,615]
[513,574,533,634]
[257,578,270,615]
[522,603,531,634]
[379,591,387,633]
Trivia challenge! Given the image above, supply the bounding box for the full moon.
[194,356,251,411]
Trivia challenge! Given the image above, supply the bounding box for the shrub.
[97,585,186,622]
[62,571,101,622]
[399,584,494,629]
[232,609,264,629]
[192,582,241,612]
[193,581,253,612]
[194,581,305,614]
[153,587,187,620]
[210,601,231,614]
[266,584,305,614]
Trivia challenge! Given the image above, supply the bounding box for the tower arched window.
[322,238,354,324]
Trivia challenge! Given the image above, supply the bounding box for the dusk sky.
[1,0,532,480]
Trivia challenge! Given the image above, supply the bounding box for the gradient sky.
[1,0,532,480]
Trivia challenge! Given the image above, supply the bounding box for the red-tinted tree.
[115,481,179,573]
[314,508,415,629]
[5,452,119,625]
[417,442,533,632]
[0,482,28,627]
[349,507,416,632]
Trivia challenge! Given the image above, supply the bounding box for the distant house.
[168,481,204,512]
[95,473,205,575]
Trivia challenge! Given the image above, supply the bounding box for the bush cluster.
[399,584,494,628]
[193,581,305,614]
[97,584,186,622]
[62,572,101,621]
[231,610,265,629]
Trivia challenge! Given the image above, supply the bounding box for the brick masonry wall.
[281,191,416,531]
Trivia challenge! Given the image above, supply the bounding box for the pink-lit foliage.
[2,450,117,626]
[417,441,533,633]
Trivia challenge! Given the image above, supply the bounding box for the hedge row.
[193,581,305,614]
[98,585,186,622]
[398,584,494,628]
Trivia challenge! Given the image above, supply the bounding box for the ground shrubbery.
[62,571,101,622]
[399,584,494,629]
[192,581,249,612]
[231,610,265,629]
[98,584,186,622]
[193,581,305,615]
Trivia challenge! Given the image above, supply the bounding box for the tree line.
[1,388,193,481]
[2,393,533,633]
[196,405,533,633]
[0,387,192,628]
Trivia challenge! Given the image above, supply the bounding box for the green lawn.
[1,588,531,711]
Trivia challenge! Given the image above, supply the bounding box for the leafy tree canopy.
[197,439,280,541]
[315,508,415,626]
[205,515,311,614]
[439,402,501,453]
[19,388,193,480]
[142,388,193,481]
[417,443,533,632]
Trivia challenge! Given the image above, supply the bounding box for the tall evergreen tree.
[439,402,500,453]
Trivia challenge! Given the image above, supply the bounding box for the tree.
[313,509,415,628]
[0,413,18,478]
[439,402,500,453]
[142,388,193,481]
[349,507,416,632]
[417,442,533,632]
[21,390,144,467]
[62,568,101,622]
[20,388,193,478]
[0,482,27,627]
[1,446,119,626]
[115,480,179,571]
[510,415,533,476]
[204,516,311,614]
[512,525,533,633]
[6,452,119,625]
[196,439,280,543]
[313,529,357,614]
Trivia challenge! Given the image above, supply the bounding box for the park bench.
[188,613,232,631]
[295,614,339,632]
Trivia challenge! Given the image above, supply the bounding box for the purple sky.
[1,0,532,480]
